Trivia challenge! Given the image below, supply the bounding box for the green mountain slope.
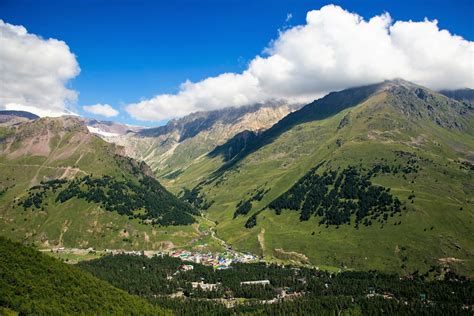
[168,80,474,275]
[0,236,170,315]
[0,116,209,250]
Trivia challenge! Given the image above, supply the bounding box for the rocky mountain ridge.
[102,102,301,175]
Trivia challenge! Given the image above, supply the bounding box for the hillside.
[0,116,212,251]
[104,102,300,179]
[168,80,474,275]
[0,236,169,315]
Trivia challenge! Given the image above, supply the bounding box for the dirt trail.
[258,228,266,254]
[60,166,85,178]
[58,220,70,246]
[74,152,86,166]
[29,133,65,186]
[274,248,309,264]
[0,163,86,176]
[200,212,229,248]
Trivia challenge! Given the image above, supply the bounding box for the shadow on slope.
[208,82,384,175]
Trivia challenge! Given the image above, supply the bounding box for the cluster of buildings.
[50,246,260,269]
[104,249,143,256]
[165,249,259,269]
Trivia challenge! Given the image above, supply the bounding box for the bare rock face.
[1,116,92,160]
[99,103,301,174]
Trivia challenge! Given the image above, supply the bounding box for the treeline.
[21,175,198,226]
[268,165,402,227]
[234,200,252,218]
[78,254,184,296]
[20,178,67,209]
[0,237,169,315]
[370,151,422,176]
[77,254,473,315]
[180,185,214,210]
[234,187,270,218]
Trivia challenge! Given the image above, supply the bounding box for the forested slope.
[0,237,170,315]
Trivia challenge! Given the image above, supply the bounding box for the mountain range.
[0,80,473,275]
[94,102,300,176]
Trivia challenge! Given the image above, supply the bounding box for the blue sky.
[0,0,473,126]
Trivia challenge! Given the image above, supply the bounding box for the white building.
[240,280,270,286]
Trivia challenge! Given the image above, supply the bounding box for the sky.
[0,0,473,126]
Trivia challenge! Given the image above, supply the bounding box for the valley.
[1,81,473,277]
[2,2,473,313]
[0,81,473,315]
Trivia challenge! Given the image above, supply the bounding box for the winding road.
[200,212,229,248]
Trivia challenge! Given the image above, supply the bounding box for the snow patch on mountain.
[87,126,120,137]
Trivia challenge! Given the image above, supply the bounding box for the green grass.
[0,117,224,253]
[1,85,473,276]
[42,249,102,263]
[0,237,170,315]
[159,87,474,275]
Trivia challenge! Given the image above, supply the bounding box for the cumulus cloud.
[126,5,474,122]
[0,20,80,117]
[127,72,262,121]
[83,103,119,117]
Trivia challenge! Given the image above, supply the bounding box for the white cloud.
[83,103,119,117]
[126,4,474,122]
[286,13,293,23]
[126,72,263,121]
[0,20,80,117]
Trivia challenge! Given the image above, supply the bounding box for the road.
[200,212,230,248]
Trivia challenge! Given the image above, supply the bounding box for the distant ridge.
[439,88,474,104]
[210,79,471,167]
[0,110,39,120]
[102,102,300,175]
[137,102,300,140]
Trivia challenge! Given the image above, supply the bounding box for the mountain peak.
[351,79,471,130]
[381,78,419,88]
[379,79,433,95]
